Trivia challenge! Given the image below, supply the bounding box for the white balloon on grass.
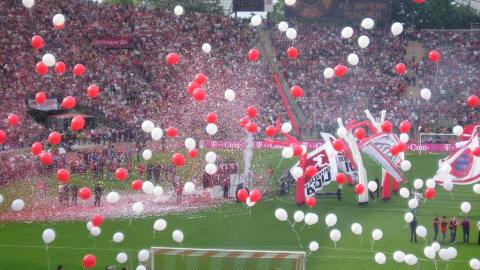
[245,197,256,207]
[205,151,217,163]
[426,179,436,189]
[293,211,305,223]
[141,120,155,133]
[206,123,218,135]
[439,249,450,261]
[286,28,297,40]
[106,192,120,204]
[443,179,454,191]
[281,122,292,133]
[153,219,167,232]
[351,223,363,235]
[347,53,359,66]
[183,182,195,194]
[278,21,289,32]
[470,259,480,270]
[413,179,424,189]
[153,186,163,197]
[138,249,150,262]
[90,226,101,237]
[42,229,56,244]
[361,18,375,30]
[400,133,409,143]
[391,22,404,36]
[447,247,457,260]
[309,241,319,252]
[323,67,334,79]
[282,147,294,158]
[367,181,378,192]
[184,138,196,151]
[375,252,386,265]
[172,230,184,243]
[173,5,184,16]
[424,246,436,260]
[304,213,319,226]
[205,163,218,175]
[329,229,341,242]
[404,212,414,223]
[399,187,410,199]
[285,0,296,6]
[393,251,405,263]
[113,232,124,243]
[416,226,427,238]
[275,208,288,222]
[341,27,353,39]
[151,127,163,140]
[290,167,303,179]
[357,35,370,49]
[22,0,35,8]
[142,181,154,195]
[142,149,152,160]
[132,202,144,215]
[404,254,417,265]
[224,89,236,101]
[86,221,93,231]
[250,15,262,26]
[11,199,25,211]
[325,213,337,227]
[461,202,472,214]
[201,43,212,54]
[116,252,128,264]
[136,266,146,270]
[453,125,464,136]
[421,88,432,100]
[42,54,56,67]
[408,199,419,209]
[431,242,440,252]
[372,229,383,241]
[473,184,480,194]
[400,160,411,171]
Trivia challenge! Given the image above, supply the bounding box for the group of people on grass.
[410,214,480,244]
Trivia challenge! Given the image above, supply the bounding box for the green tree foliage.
[267,0,285,22]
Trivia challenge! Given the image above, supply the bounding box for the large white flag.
[321,133,359,184]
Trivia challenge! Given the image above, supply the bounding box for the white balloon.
[202,43,212,54]
[400,160,411,171]
[250,15,262,26]
[399,187,410,199]
[290,166,304,179]
[224,89,235,101]
[281,122,292,133]
[245,197,256,207]
[304,213,318,226]
[205,163,218,175]
[116,252,128,264]
[347,53,359,66]
[22,0,34,8]
[42,53,56,67]
[400,133,409,143]
[183,182,195,194]
[106,192,120,204]
[404,212,414,223]
[90,226,101,237]
[136,266,147,270]
[173,5,184,16]
[138,249,150,262]
[341,27,353,39]
[132,202,144,215]
[153,219,167,232]
[142,181,154,195]
[52,14,65,26]
[275,208,288,222]
[372,229,383,241]
[447,247,457,259]
[113,232,124,243]
[443,179,454,191]
[184,138,196,150]
[473,184,480,194]
[11,199,25,211]
[309,241,319,252]
[142,149,152,160]
[293,211,305,223]
[286,28,297,40]
[42,229,56,244]
[393,251,405,263]
[151,127,163,140]
[391,22,404,36]
[461,201,472,214]
[172,230,184,243]
[282,147,294,158]
[361,18,375,30]
[408,199,419,209]
[86,221,93,231]
[351,223,363,235]
[413,179,424,190]
[470,259,480,270]
[357,35,370,49]
[416,225,427,238]
[205,151,217,163]
[431,242,440,252]
[325,213,337,227]
[438,248,450,261]
[367,181,378,192]
[285,0,296,6]
[0,194,3,204]
[323,67,334,79]
[421,88,432,100]
[404,254,417,265]
[153,186,163,197]
[278,21,289,32]
[329,229,341,242]
[206,123,218,135]
[453,125,464,136]
[375,252,386,265]
[337,127,347,138]
[141,120,155,133]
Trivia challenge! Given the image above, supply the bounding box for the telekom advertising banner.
[200,140,457,153]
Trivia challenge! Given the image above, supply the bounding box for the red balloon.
[399,120,411,133]
[187,81,200,95]
[56,168,70,183]
[467,95,479,108]
[287,47,299,59]
[354,183,365,195]
[248,48,260,62]
[71,116,85,132]
[35,91,47,105]
[31,142,43,155]
[188,149,198,158]
[115,168,128,181]
[194,73,208,85]
[87,84,99,98]
[246,122,258,133]
[73,64,85,77]
[428,50,440,62]
[82,254,96,269]
[36,62,48,76]
[48,131,62,145]
[0,130,5,145]
[237,189,248,202]
[55,62,66,75]
[265,125,277,137]
[39,151,53,165]
[397,142,407,153]
[334,64,348,77]
[249,189,262,203]
[381,120,393,133]
[414,0,425,3]
[61,96,76,110]
[354,128,366,140]
[172,153,185,166]
[332,139,343,151]
[292,144,303,156]
[206,113,217,124]
[7,114,19,126]
[290,85,304,98]
[31,35,44,49]
[239,117,249,127]
[395,63,406,75]
[166,53,180,65]
[425,188,436,199]
[192,88,206,101]
[246,106,257,118]
[336,173,346,184]
[166,127,178,137]
[305,196,316,208]
[305,166,317,177]
[131,180,143,191]
[473,146,480,157]
[91,214,103,227]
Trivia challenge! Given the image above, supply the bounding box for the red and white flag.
[321,133,359,184]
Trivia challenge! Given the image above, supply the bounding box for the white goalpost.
[150,247,307,270]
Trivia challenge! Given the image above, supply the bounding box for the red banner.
[92,37,132,48]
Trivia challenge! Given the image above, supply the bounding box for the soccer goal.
[150,247,307,270]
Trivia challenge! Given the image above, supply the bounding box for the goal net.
[150,247,307,270]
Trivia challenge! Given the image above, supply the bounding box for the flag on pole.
[321,133,359,184]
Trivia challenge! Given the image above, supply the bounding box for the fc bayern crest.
[450,149,473,178]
